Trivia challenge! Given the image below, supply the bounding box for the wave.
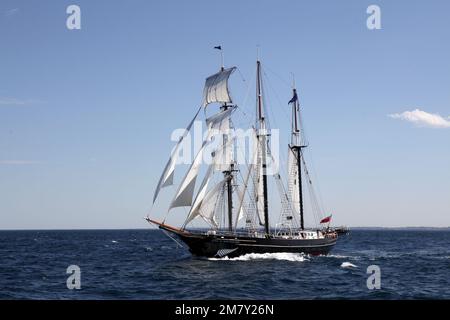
[111,240,118,243]
[340,261,358,268]
[209,252,309,262]
[320,254,359,260]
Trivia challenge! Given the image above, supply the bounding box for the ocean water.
[0,229,449,299]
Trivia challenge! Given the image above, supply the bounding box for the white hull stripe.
[237,242,336,248]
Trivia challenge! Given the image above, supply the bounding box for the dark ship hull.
[149,219,337,258]
[179,232,337,258]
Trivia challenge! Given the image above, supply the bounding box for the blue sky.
[1,0,449,229]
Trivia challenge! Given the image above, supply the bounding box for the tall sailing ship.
[147,54,338,258]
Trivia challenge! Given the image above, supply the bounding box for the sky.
[0,0,449,229]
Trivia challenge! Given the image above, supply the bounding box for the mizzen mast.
[289,87,306,230]
[256,60,270,237]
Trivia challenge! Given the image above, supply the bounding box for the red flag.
[320,215,332,224]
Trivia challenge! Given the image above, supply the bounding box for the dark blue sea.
[0,229,449,299]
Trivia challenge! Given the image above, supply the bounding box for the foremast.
[150,54,239,232]
[219,60,236,234]
[221,102,237,233]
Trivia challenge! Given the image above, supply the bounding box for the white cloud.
[0,160,39,165]
[4,8,19,17]
[0,97,44,106]
[389,109,450,128]
[0,97,27,105]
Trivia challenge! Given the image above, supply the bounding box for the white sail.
[170,137,208,208]
[153,107,201,203]
[202,67,236,107]
[198,178,226,228]
[212,116,234,171]
[238,206,246,222]
[185,164,214,225]
[234,130,258,228]
[255,136,265,224]
[205,105,235,126]
[234,185,247,224]
[170,108,233,209]
[288,147,300,214]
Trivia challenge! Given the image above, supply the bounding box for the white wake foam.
[209,252,309,262]
[340,261,358,268]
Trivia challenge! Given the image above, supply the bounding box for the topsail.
[202,67,236,107]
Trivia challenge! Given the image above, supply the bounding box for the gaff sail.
[287,147,300,214]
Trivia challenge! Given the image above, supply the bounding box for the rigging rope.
[161,229,185,249]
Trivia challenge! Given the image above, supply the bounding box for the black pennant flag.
[288,91,298,104]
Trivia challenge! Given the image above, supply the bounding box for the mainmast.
[256,60,270,237]
[290,88,305,230]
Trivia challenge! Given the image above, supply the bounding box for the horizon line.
[0,226,449,232]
